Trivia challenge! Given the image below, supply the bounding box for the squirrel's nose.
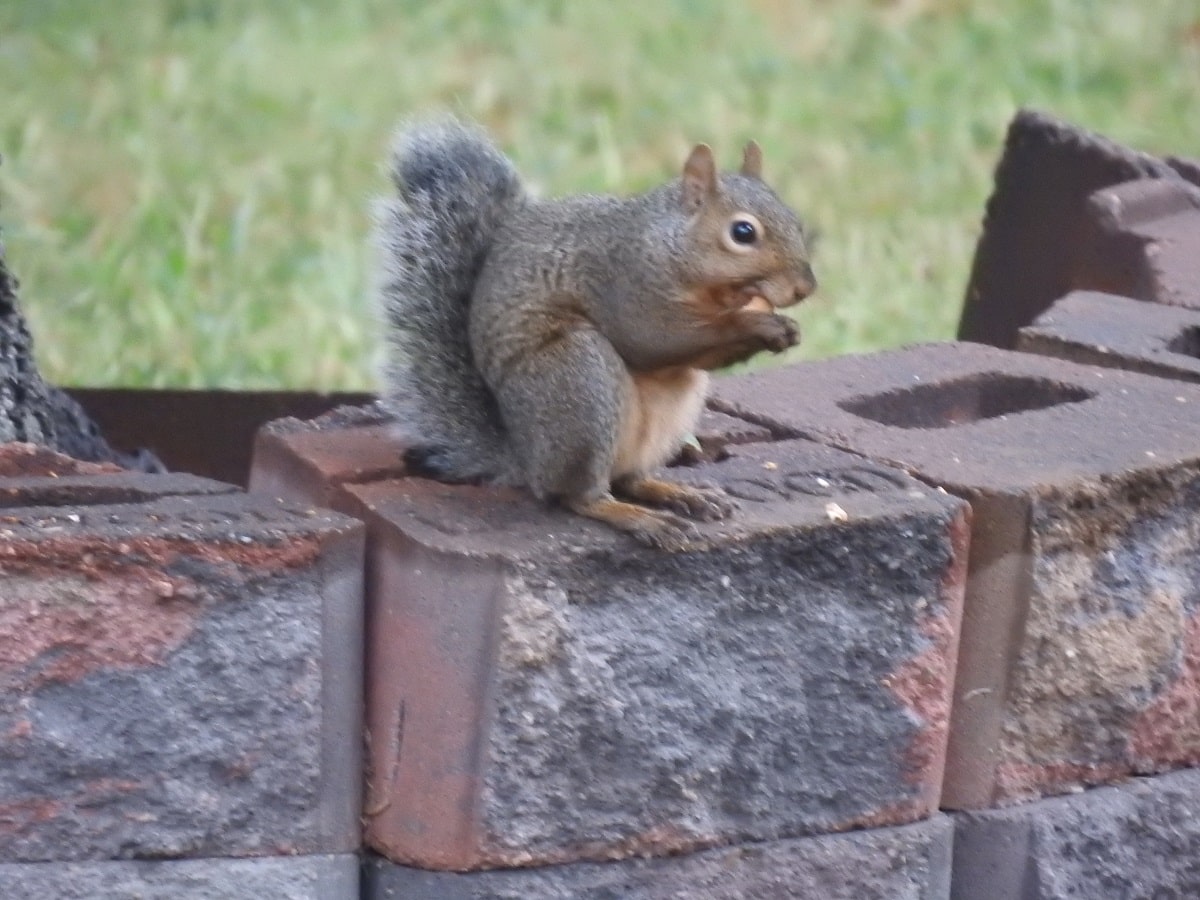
[794,264,817,301]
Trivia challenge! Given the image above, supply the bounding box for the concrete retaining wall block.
[0,853,360,900]
[952,767,1200,899]
[0,463,365,861]
[957,108,1187,349]
[713,342,1200,808]
[250,426,969,871]
[364,813,954,900]
[1073,178,1200,310]
[1017,290,1200,383]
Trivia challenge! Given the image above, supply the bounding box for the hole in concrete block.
[838,373,1095,429]
[1167,326,1200,359]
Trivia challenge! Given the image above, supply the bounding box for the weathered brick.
[0,441,242,509]
[364,814,954,900]
[248,404,406,512]
[1017,290,1200,383]
[957,108,1186,349]
[1073,178,1200,309]
[0,853,360,900]
[247,404,770,506]
[0,443,121,478]
[328,438,968,870]
[0,491,364,861]
[0,470,237,509]
[951,768,1200,899]
[712,342,1200,807]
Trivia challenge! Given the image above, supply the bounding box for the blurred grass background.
[1,0,1197,389]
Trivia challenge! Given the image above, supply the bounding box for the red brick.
[1017,290,1200,383]
[247,404,769,504]
[712,342,1200,807]
[0,443,120,478]
[1073,178,1200,309]
[252,421,969,871]
[957,109,1183,349]
[249,406,407,512]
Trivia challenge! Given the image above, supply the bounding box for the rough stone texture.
[0,443,122,478]
[329,438,969,870]
[952,768,1200,899]
[711,342,1200,808]
[0,853,359,899]
[0,470,237,510]
[1072,177,1200,310]
[0,490,365,861]
[957,108,1188,349]
[364,814,954,900]
[0,442,240,509]
[1017,290,1200,383]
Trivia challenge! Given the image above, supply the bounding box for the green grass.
[1,0,1198,388]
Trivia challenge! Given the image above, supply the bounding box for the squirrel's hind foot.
[613,475,737,522]
[566,494,702,552]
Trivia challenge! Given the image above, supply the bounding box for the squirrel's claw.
[629,511,702,552]
[612,476,738,523]
[665,484,737,521]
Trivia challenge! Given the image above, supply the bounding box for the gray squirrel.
[376,118,815,550]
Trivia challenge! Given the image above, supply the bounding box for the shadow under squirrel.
[377,119,815,550]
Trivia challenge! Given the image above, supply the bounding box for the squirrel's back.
[375,118,526,483]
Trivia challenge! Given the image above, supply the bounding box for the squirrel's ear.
[681,143,718,212]
[741,140,763,179]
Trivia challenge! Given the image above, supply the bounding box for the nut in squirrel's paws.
[739,294,800,352]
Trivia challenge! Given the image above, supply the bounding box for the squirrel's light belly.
[613,368,709,478]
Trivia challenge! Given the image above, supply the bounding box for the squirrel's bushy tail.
[375,118,524,484]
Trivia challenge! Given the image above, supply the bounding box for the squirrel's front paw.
[760,313,800,353]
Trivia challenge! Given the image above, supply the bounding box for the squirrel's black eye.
[730,219,757,245]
